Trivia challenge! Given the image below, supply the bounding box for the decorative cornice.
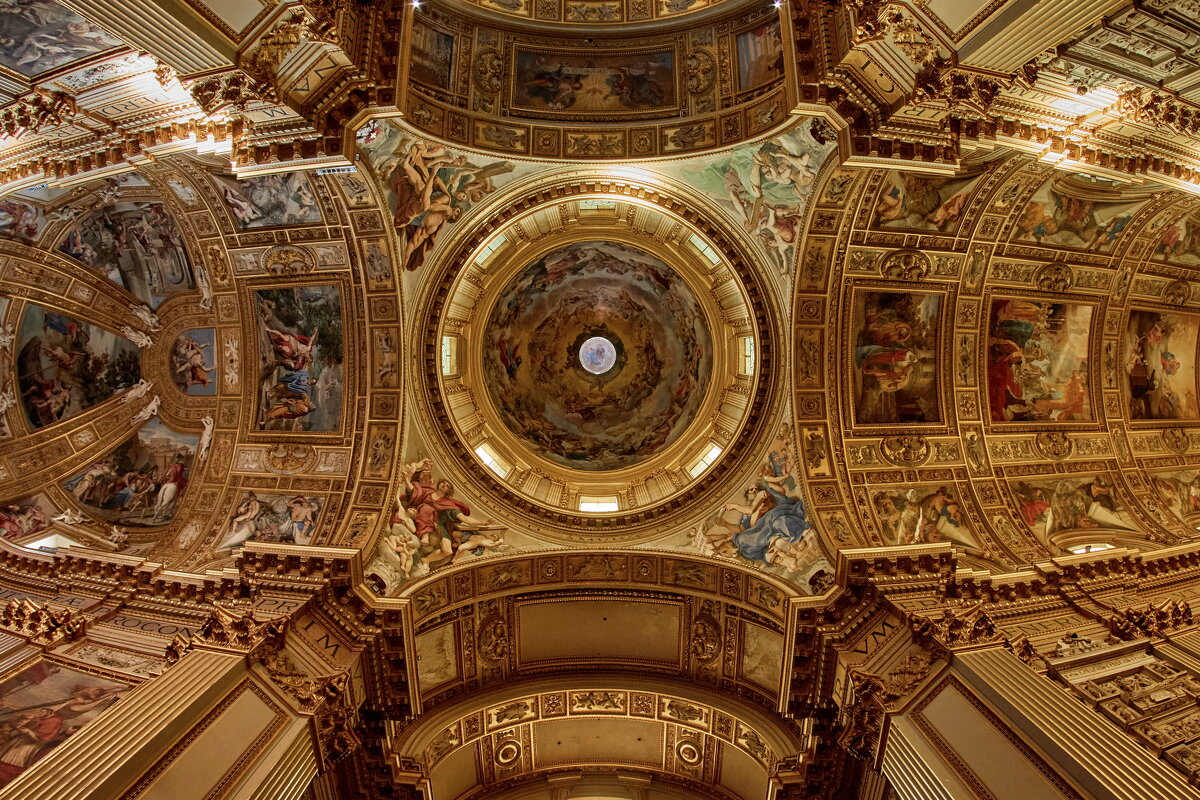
[910,602,1005,653]
[0,597,84,646]
[0,91,80,139]
[1111,599,1196,639]
[191,603,287,654]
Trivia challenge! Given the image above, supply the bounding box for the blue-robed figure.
[726,473,812,563]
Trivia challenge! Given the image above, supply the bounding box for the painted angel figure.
[197,415,214,461]
[131,395,161,424]
[722,473,813,566]
[0,385,14,415]
[0,324,14,350]
[119,326,154,349]
[121,379,154,404]
[128,303,160,331]
[92,177,123,208]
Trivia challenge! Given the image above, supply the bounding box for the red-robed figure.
[400,459,503,567]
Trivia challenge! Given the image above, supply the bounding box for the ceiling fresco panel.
[985,297,1096,425]
[57,199,193,310]
[210,173,324,230]
[251,284,344,433]
[61,417,197,531]
[16,304,141,430]
[0,2,122,77]
[1125,309,1200,422]
[851,289,944,426]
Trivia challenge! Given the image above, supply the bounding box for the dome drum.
[417,180,778,532]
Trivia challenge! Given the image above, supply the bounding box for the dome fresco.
[482,240,713,471]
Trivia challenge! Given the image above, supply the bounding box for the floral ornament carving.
[1034,431,1073,461]
[879,248,930,281]
[912,58,1004,114]
[0,599,83,646]
[1005,634,1047,669]
[1117,88,1200,140]
[259,639,349,713]
[300,0,351,45]
[239,11,315,99]
[879,435,929,467]
[1034,262,1074,292]
[859,652,941,709]
[0,90,77,137]
[1106,613,1143,641]
[315,692,361,766]
[1115,600,1194,638]
[191,604,287,654]
[910,603,1003,653]
[189,70,267,115]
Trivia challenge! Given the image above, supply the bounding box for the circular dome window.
[579,336,618,375]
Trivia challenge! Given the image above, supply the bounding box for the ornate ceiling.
[0,0,1199,798]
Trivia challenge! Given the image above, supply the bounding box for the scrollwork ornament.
[880,248,931,281]
[1163,426,1191,455]
[685,50,716,94]
[265,444,317,474]
[1163,279,1192,305]
[1034,262,1074,292]
[836,671,885,760]
[477,615,509,665]
[261,244,316,275]
[688,614,721,664]
[1034,431,1072,461]
[878,435,930,467]
[473,48,504,95]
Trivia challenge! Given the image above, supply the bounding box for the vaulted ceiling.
[0,1,1199,797]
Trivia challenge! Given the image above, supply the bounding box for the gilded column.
[0,605,357,800]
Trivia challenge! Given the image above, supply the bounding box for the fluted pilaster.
[954,648,1200,800]
[0,649,245,800]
